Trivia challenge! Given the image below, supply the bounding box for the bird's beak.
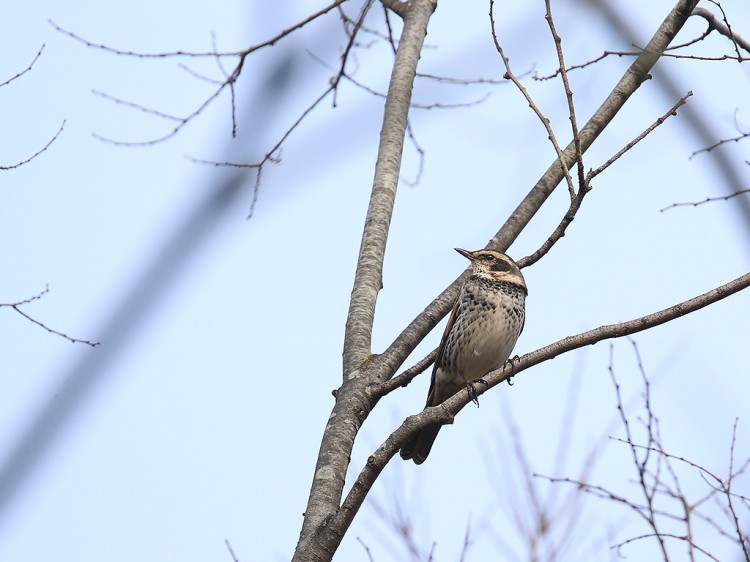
[454,248,475,261]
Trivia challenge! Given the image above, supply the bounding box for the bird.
[400,248,527,464]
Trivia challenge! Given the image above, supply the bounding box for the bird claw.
[466,378,488,406]
[505,355,521,386]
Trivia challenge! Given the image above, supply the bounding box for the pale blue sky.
[2,1,749,561]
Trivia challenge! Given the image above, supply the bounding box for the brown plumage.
[400,248,527,464]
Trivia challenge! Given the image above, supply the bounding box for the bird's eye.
[481,254,493,262]
[490,259,512,272]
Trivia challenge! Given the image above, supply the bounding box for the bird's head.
[455,248,527,293]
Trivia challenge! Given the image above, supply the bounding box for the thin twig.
[378,350,436,397]
[306,49,492,110]
[517,91,692,269]
[1,121,65,170]
[694,4,750,55]
[92,90,183,122]
[690,132,750,159]
[589,92,692,181]
[53,0,348,145]
[544,0,585,194]
[1,286,99,346]
[612,533,720,561]
[380,0,406,19]
[1,44,45,87]
[608,346,669,559]
[489,0,576,198]
[660,189,750,212]
[336,267,750,549]
[416,72,507,85]
[225,539,240,562]
[49,1,347,59]
[534,50,637,81]
[402,120,426,186]
[726,419,750,560]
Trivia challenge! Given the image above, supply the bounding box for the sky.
[1,1,749,561]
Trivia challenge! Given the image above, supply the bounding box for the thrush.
[400,248,527,464]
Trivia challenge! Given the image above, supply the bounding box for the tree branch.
[0,44,45,88]
[518,90,692,269]
[292,1,438,560]
[342,0,430,374]
[378,0,701,379]
[1,286,99,346]
[692,6,750,56]
[338,270,750,532]
[1,121,65,170]
[380,0,407,19]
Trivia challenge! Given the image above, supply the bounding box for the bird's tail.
[400,424,441,465]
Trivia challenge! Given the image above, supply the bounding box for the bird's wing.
[425,294,462,407]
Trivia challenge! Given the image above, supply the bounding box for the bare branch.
[52,0,348,145]
[1,286,99,347]
[224,539,240,562]
[416,72,507,85]
[380,0,702,378]
[613,533,721,561]
[690,127,750,159]
[544,0,585,193]
[92,90,183,122]
[726,419,750,560]
[517,93,693,276]
[542,338,750,560]
[533,50,638,81]
[377,349,435,398]
[306,49,491,110]
[1,121,65,170]
[355,537,375,562]
[188,84,336,217]
[516,185,588,270]
[292,2,439,560]
[336,268,750,551]
[608,343,669,559]
[693,5,750,56]
[401,120,425,187]
[49,1,347,59]
[660,188,750,212]
[490,0,576,199]
[588,91,692,181]
[380,0,406,19]
[536,5,750,82]
[341,0,428,372]
[0,44,45,88]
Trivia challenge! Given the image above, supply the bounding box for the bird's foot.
[466,378,488,406]
[505,355,521,386]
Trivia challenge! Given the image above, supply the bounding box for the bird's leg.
[459,371,487,407]
[505,355,521,386]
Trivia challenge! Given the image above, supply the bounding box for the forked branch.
[379,0,701,378]
[338,270,750,539]
[1,286,99,346]
[293,2,438,561]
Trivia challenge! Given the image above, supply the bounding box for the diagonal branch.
[340,269,750,529]
[378,0,701,379]
[693,5,750,56]
[1,285,99,346]
[490,0,576,199]
[0,44,45,88]
[518,90,693,269]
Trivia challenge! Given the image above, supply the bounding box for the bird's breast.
[441,283,525,380]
